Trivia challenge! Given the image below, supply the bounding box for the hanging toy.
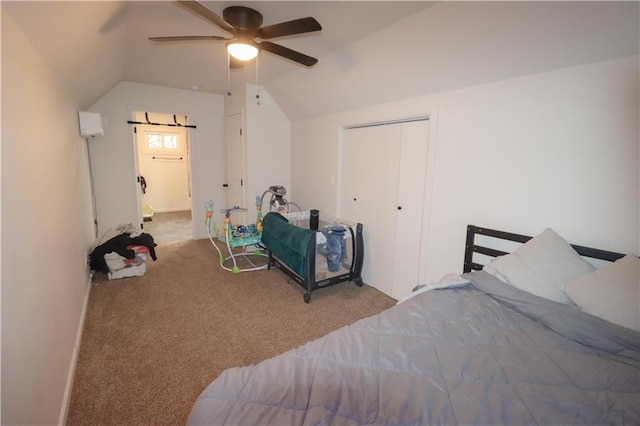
[255,195,264,233]
[204,201,220,237]
[220,206,244,240]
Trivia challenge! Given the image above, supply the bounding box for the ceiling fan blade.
[149,35,228,42]
[259,41,318,67]
[177,0,236,34]
[257,17,322,39]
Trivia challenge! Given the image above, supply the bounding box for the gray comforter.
[188,271,640,425]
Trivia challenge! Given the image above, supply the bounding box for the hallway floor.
[143,210,192,244]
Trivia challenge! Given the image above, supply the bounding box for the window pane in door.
[147,134,162,149]
[163,135,177,149]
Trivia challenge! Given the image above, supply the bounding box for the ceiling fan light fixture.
[227,42,258,61]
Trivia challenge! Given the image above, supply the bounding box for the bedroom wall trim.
[58,277,92,425]
[420,106,440,287]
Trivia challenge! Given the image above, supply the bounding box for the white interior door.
[342,124,402,297]
[225,112,247,224]
[393,120,430,299]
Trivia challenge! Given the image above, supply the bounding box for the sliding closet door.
[342,124,402,298]
[393,120,430,299]
[342,119,429,300]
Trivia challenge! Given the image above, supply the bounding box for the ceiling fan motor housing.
[223,6,263,33]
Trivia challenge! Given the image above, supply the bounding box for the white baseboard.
[57,274,92,425]
[154,207,191,213]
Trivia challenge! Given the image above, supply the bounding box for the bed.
[188,224,639,425]
[260,211,364,303]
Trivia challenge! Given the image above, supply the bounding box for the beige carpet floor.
[66,238,396,425]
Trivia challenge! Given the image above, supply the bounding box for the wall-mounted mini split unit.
[79,111,104,138]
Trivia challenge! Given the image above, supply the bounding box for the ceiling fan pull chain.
[256,54,261,105]
[227,53,232,96]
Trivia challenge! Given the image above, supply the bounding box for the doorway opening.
[133,111,193,243]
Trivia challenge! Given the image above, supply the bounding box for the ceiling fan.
[149,0,322,68]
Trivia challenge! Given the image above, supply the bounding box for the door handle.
[222,183,229,188]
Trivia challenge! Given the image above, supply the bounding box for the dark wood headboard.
[463,225,626,273]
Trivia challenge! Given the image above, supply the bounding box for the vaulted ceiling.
[3,1,638,120]
[2,1,434,110]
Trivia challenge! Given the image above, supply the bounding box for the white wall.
[291,56,639,285]
[225,84,292,214]
[268,1,639,121]
[1,9,95,424]
[88,82,225,239]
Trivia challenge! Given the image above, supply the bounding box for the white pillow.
[483,228,595,304]
[565,254,640,332]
